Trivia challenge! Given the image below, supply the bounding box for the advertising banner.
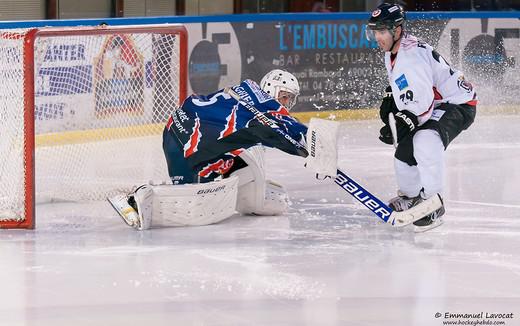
[186,17,520,112]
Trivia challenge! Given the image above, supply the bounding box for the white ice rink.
[1,114,519,326]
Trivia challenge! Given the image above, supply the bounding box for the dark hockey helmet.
[367,3,405,31]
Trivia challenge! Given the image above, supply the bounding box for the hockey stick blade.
[335,169,443,227]
[389,193,443,226]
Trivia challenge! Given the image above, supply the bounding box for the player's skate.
[108,184,153,230]
[389,190,445,232]
[108,193,139,228]
[412,202,445,233]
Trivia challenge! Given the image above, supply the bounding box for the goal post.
[0,24,188,229]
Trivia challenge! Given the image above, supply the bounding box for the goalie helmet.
[260,69,300,110]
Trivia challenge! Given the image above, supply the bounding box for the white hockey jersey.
[385,34,476,125]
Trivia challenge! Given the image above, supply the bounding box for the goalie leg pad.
[149,176,238,227]
[236,177,289,216]
[134,185,153,230]
[231,146,289,216]
[232,146,267,215]
[253,180,289,216]
[108,177,238,230]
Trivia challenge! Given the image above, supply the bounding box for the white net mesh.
[0,25,186,226]
[0,31,26,221]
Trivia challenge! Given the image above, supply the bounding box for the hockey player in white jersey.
[366,3,477,232]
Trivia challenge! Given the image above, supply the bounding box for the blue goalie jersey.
[163,79,308,181]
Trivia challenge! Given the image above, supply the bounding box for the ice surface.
[1,115,519,326]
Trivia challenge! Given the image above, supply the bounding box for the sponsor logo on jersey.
[233,85,279,129]
[166,110,189,134]
[169,109,190,134]
[233,85,255,106]
[371,9,381,17]
[395,74,409,91]
[93,34,145,118]
[183,116,202,158]
[198,158,234,178]
[246,79,271,103]
[430,109,445,121]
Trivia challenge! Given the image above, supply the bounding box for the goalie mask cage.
[0,24,187,229]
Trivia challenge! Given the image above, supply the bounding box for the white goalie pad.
[150,176,239,228]
[109,177,239,230]
[305,118,340,177]
[253,180,289,216]
[231,146,288,216]
[233,146,266,214]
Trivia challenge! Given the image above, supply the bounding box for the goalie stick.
[334,170,443,226]
[224,87,443,227]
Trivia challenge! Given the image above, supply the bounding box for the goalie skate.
[107,194,139,228]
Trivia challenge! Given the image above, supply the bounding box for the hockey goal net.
[0,24,187,229]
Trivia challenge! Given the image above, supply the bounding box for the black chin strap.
[390,28,402,52]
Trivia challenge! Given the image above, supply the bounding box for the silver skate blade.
[390,194,443,227]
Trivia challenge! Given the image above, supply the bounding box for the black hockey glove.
[394,110,419,142]
[378,86,398,145]
[379,125,394,145]
[379,86,397,125]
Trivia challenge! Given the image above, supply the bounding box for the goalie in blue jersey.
[109,70,308,230]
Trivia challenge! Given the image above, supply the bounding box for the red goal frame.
[0,25,187,229]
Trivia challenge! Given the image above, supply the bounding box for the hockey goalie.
[108,70,309,230]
